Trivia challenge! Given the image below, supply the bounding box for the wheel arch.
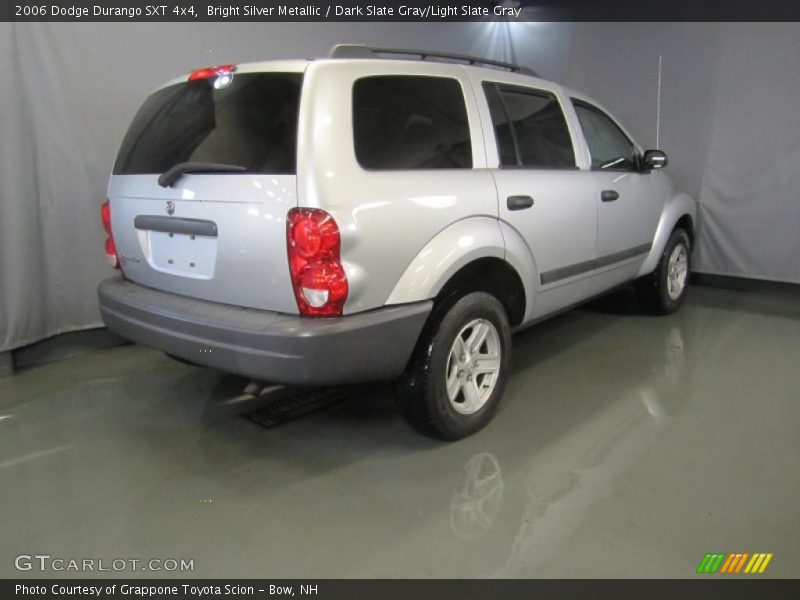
[637,191,698,278]
[674,213,695,247]
[385,217,531,326]
[435,257,527,327]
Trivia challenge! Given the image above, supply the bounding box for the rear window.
[113,72,302,175]
[353,75,472,170]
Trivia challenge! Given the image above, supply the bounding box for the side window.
[352,76,472,170]
[573,102,638,171]
[483,82,575,169]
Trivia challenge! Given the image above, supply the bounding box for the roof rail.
[328,44,538,77]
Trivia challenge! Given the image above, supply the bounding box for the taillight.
[188,64,237,88]
[286,208,348,317]
[101,201,120,270]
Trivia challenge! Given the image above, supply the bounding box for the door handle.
[507,195,534,211]
[601,190,619,202]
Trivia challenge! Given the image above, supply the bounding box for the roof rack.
[328,44,538,77]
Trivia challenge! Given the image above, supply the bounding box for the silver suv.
[98,45,696,439]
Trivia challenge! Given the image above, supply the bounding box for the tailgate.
[109,174,297,313]
[107,69,303,313]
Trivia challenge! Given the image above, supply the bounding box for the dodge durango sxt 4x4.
[98,45,696,439]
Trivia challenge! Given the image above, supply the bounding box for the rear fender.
[386,217,532,306]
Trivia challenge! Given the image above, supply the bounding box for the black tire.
[397,292,511,440]
[636,228,691,315]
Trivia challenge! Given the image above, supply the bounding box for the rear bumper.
[97,277,432,385]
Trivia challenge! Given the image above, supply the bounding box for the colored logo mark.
[696,552,773,574]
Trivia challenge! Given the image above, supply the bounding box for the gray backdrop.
[1,22,798,352]
[556,23,800,286]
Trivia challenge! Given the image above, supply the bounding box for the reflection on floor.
[1,285,798,578]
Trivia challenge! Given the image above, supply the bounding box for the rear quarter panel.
[296,60,500,314]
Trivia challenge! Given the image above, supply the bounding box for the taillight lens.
[101,201,120,270]
[188,64,237,88]
[286,208,348,317]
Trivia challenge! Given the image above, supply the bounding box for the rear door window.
[114,72,303,175]
[353,75,472,170]
[483,83,575,169]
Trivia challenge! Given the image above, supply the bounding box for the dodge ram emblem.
[166,201,175,216]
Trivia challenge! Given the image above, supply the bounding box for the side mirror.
[643,149,668,171]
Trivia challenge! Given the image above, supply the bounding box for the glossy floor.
[1,286,798,578]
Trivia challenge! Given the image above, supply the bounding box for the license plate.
[146,230,217,279]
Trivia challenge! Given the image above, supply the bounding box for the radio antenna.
[656,54,663,148]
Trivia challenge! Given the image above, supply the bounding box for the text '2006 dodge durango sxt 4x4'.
[98,44,696,440]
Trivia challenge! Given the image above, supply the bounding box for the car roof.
[162,44,544,90]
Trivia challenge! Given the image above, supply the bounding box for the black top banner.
[4,0,800,22]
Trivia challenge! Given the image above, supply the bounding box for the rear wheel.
[637,228,691,314]
[397,292,511,440]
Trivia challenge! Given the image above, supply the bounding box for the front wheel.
[397,292,511,440]
[636,228,691,314]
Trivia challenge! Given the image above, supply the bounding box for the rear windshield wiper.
[158,162,247,188]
